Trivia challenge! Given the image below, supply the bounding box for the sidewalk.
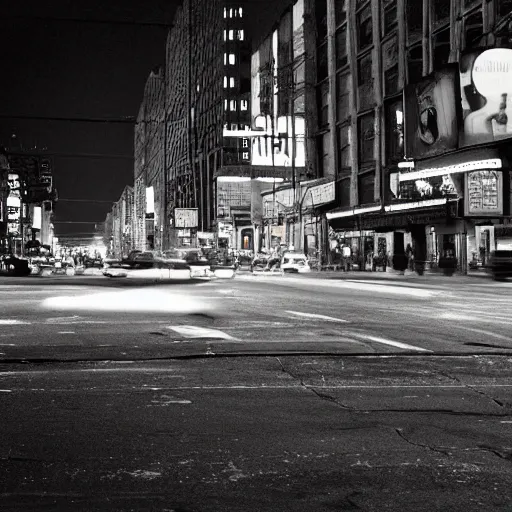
[240,268,492,283]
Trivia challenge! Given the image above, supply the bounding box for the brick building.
[307,0,512,274]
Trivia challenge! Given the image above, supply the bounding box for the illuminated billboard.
[460,48,512,147]
[404,65,460,159]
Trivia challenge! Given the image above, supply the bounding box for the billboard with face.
[404,65,460,159]
[460,48,512,147]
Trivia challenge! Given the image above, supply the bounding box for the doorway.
[241,228,253,251]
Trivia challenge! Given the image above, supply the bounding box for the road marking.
[349,332,431,352]
[58,331,76,334]
[450,325,512,342]
[285,311,348,323]
[166,325,238,340]
[0,319,31,325]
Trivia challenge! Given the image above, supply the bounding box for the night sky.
[1,0,290,239]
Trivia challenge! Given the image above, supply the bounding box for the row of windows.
[224,53,236,65]
[224,76,236,88]
[223,99,248,111]
[223,7,243,18]
[223,29,244,41]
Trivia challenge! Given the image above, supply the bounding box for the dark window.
[357,5,373,51]
[357,54,374,111]
[317,42,328,81]
[498,0,512,17]
[385,98,404,164]
[358,172,375,205]
[407,45,423,84]
[384,65,399,96]
[433,27,451,69]
[337,124,351,173]
[335,0,347,26]
[317,133,331,177]
[406,0,422,41]
[464,10,483,49]
[383,1,398,35]
[335,26,348,69]
[317,81,330,127]
[433,0,451,28]
[315,0,328,42]
[337,177,351,208]
[358,113,375,167]
[336,72,350,121]
[357,53,372,83]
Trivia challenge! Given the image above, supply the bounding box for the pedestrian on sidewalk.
[342,244,351,272]
[406,244,414,271]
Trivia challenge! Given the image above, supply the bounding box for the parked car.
[281,252,311,273]
[163,248,213,278]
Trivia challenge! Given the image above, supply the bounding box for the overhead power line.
[4,15,172,28]
[53,221,103,224]
[0,114,135,124]
[44,152,134,160]
[57,199,116,203]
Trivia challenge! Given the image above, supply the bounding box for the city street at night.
[1,272,512,511]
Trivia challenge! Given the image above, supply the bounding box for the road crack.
[436,370,509,409]
[394,428,451,456]
[275,357,354,410]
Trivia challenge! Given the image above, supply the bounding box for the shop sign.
[271,225,284,238]
[218,221,233,238]
[174,208,198,228]
[308,181,335,207]
[460,48,512,147]
[464,170,503,216]
[197,231,214,240]
[177,229,191,238]
[361,205,456,230]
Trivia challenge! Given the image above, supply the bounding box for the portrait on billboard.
[464,170,503,216]
[460,49,512,147]
[404,65,459,159]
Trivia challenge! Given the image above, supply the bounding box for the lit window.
[239,7,243,17]
[241,100,248,111]
[231,123,238,130]
[223,7,227,18]
[224,76,228,88]
[230,100,237,111]
[237,29,244,40]
[229,30,234,40]
[224,100,228,110]
[224,53,227,65]
[242,138,249,148]
[230,77,235,88]
[229,53,235,65]
[223,30,227,41]
[229,8,233,17]
[243,152,249,160]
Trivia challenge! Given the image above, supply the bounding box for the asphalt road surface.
[1,273,512,511]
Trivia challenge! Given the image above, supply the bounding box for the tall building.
[133,68,165,252]
[311,0,512,274]
[164,0,223,248]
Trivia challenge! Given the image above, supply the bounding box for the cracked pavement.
[1,277,512,510]
[1,355,512,511]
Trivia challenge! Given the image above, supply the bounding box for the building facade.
[164,0,224,248]
[133,68,165,252]
[313,0,512,273]
[0,151,55,255]
[110,185,134,259]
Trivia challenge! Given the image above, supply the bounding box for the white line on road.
[349,332,432,352]
[58,331,76,334]
[285,311,348,323]
[0,319,31,325]
[166,325,239,340]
